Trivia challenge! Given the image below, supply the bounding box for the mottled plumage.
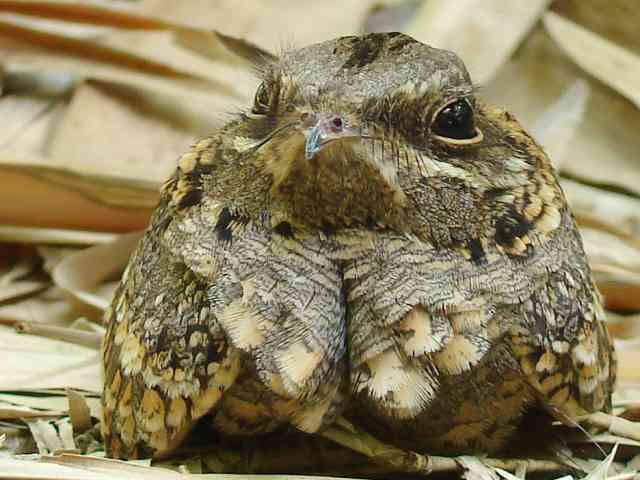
[101,32,616,459]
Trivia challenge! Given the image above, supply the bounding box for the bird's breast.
[269,144,408,231]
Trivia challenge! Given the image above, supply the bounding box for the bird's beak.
[303,114,360,160]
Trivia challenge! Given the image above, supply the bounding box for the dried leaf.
[607,312,640,341]
[0,0,268,59]
[0,389,101,420]
[0,162,154,232]
[565,183,640,239]
[581,414,640,443]
[0,25,253,136]
[578,226,640,311]
[2,159,159,207]
[457,456,499,480]
[484,28,640,199]
[405,0,552,83]
[0,18,212,85]
[100,29,253,94]
[0,423,37,457]
[201,31,276,66]
[4,69,74,96]
[141,0,380,51]
[0,280,48,304]
[582,228,640,273]
[551,0,640,54]
[0,324,101,391]
[583,433,640,449]
[493,467,524,480]
[0,226,116,246]
[597,279,640,313]
[0,0,167,30]
[0,91,64,156]
[52,231,141,316]
[583,443,617,480]
[0,288,76,332]
[0,457,112,480]
[25,418,74,454]
[365,1,419,34]
[0,406,63,420]
[544,12,640,108]
[41,453,187,478]
[14,321,102,349]
[531,79,589,169]
[0,252,40,284]
[0,0,273,67]
[628,453,640,472]
[47,81,201,185]
[66,389,91,434]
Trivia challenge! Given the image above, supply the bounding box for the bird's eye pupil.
[432,100,476,140]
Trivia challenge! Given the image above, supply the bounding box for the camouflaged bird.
[101,32,616,460]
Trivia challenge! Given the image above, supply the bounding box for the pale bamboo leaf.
[494,467,523,480]
[52,231,142,315]
[563,180,640,239]
[531,80,589,170]
[406,0,552,83]
[0,227,116,246]
[583,443,617,480]
[141,0,380,51]
[25,419,66,454]
[66,389,91,434]
[457,456,499,480]
[0,390,101,420]
[0,280,48,304]
[544,12,640,108]
[484,28,640,198]
[551,0,640,54]
[0,405,63,420]
[0,162,154,232]
[0,325,101,391]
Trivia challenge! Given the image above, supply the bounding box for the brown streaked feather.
[101,220,242,458]
[102,32,615,460]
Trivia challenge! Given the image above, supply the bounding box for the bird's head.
[182,33,566,257]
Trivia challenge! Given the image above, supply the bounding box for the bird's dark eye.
[252,82,270,115]
[432,99,478,141]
